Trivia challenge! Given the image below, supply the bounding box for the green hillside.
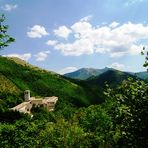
[63,69,138,104]
[0,57,97,109]
[76,69,139,104]
[87,69,137,87]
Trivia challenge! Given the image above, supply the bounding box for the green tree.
[76,105,113,147]
[104,78,148,147]
[0,14,15,50]
[141,47,148,72]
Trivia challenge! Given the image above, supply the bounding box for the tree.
[104,78,148,147]
[141,47,148,72]
[0,14,15,50]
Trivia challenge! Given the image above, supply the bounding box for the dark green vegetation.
[0,14,15,50]
[0,57,148,147]
[86,69,140,88]
[141,47,148,70]
[64,67,148,81]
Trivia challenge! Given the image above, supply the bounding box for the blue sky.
[0,0,148,74]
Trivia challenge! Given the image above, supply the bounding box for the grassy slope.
[0,74,21,95]
[0,57,97,108]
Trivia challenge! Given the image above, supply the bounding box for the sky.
[0,0,148,74]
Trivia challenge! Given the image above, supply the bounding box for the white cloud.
[2,4,18,11]
[71,21,92,39]
[55,38,94,56]
[108,62,125,71]
[125,0,143,6]
[48,17,148,57]
[3,53,31,61]
[80,15,92,22]
[109,21,119,28]
[58,67,78,75]
[54,26,72,38]
[110,52,127,58]
[46,40,57,46]
[27,25,48,38]
[35,50,50,61]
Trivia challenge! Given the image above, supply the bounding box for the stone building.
[11,90,58,114]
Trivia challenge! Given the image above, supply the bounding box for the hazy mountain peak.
[64,67,148,80]
[64,67,109,80]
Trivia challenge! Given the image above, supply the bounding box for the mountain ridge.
[64,67,148,80]
[64,67,109,80]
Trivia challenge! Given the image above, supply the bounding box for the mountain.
[135,72,148,81]
[65,68,140,104]
[0,57,99,109]
[64,67,109,80]
[86,69,138,88]
[64,67,148,81]
[74,69,139,104]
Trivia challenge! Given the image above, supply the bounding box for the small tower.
[24,90,30,101]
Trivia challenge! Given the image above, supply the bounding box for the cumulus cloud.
[71,21,92,39]
[80,15,92,22]
[48,17,148,57]
[27,25,48,38]
[2,4,18,11]
[108,62,125,71]
[109,21,119,28]
[3,53,31,61]
[54,26,72,38]
[35,50,50,61]
[125,0,143,6]
[55,38,94,56]
[46,40,57,46]
[58,67,78,75]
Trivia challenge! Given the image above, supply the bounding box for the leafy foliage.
[141,47,148,73]
[0,14,15,50]
[104,78,148,147]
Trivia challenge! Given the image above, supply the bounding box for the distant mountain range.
[64,68,148,81]
[64,67,109,80]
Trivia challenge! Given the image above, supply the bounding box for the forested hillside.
[0,56,100,109]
